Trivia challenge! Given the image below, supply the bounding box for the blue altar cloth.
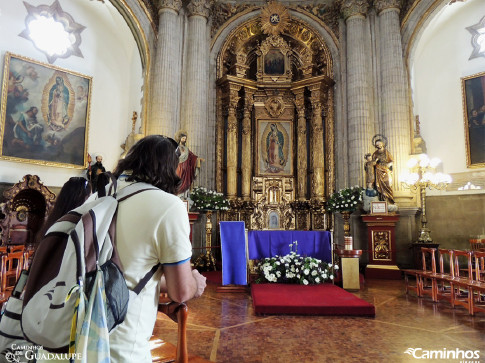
[220,221,247,285]
[247,230,332,263]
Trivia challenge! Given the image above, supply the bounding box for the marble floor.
[153,278,485,362]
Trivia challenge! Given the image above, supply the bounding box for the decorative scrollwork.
[158,0,182,11]
[264,96,285,118]
[210,2,254,38]
[339,0,370,20]
[187,0,210,18]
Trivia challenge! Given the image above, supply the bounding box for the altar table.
[247,230,332,263]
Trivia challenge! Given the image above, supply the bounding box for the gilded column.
[326,86,335,198]
[181,0,210,159]
[241,89,254,200]
[293,88,307,200]
[310,84,326,201]
[148,0,183,136]
[341,0,373,187]
[225,83,241,198]
[215,88,224,192]
[375,0,411,194]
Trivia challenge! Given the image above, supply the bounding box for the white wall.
[0,0,143,186]
[410,0,485,179]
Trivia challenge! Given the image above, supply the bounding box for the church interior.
[0,0,484,361]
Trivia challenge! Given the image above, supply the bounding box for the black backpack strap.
[132,263,162,295]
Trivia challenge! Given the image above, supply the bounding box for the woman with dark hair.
[113,135,181,193]
[110,135,206,362]
[96,172,111,197]
[36,177,91,242]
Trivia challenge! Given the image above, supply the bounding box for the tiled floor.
[153,279,485,362]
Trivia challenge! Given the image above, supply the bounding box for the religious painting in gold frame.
[257,120,292,176]
[267,210,280,230]
[0,52,91,169]
[462,71,485,168]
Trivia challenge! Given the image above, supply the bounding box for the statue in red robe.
[175,131,203,195]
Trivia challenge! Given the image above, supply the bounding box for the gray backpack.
[19,182,160,353]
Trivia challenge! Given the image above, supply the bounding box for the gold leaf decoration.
[260,1,290,36]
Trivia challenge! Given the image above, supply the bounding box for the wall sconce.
[400,154,452,243]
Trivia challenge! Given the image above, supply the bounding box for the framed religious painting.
[462,71,485,168]
[257,120,293,176]
[267,210,280,230]
[264,50,285,75]
[0,52,91,168]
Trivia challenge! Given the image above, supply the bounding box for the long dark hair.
[96,172,111,197]
[36,177,91,241]
[113,135,181,194]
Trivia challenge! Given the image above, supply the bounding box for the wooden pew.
[468,251,485,315]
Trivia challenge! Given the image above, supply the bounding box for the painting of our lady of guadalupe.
[258,120,292,175]
[0,53,91,168]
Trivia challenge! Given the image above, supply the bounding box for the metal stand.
[194,210,217,271]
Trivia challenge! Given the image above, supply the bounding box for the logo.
[404,347,480,361]
[4,344,82,363]
[5,351,21,363]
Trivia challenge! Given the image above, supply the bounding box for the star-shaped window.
[467,15,485,60]
[19,0,85,63]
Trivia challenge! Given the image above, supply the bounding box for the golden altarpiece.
[215,2,335,230]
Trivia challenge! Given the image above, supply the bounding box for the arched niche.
[0,175,56,246]
[216,17,333,81]
[214,4,336,231]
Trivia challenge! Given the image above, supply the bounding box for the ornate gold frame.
[257,119,293,176]
[462,71,485,168]
[0,52,92,169]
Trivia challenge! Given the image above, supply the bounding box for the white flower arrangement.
[255,241,338,285]
[189,186,230,211]
[326,186,363,213]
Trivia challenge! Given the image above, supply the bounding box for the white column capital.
[158,0,182,14]
[340,0,370,21]
[187,0,211,18]
[373,0,401,15]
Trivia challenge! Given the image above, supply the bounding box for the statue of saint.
[175,130,204,195]
[89,154,106,192]
[371,134,394,204]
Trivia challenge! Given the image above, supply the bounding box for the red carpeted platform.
[201,271,222,284]
[251,283,375,317]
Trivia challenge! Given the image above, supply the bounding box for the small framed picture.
[371,201,388,215]
[182,200,189,212]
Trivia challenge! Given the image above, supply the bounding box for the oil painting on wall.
[462,71,485,167]
[258,120,292,176]
[0,52,91,168]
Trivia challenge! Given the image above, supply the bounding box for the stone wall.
[426,194,485,251]
[334,193,485,270]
